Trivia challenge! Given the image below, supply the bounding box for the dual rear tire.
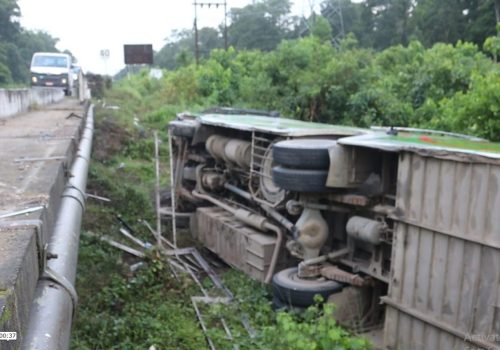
[271,140,342,307]
[271,139,335,192]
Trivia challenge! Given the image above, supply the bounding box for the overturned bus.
[167,108,500,349]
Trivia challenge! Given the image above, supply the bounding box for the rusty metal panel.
[384,152,500,349]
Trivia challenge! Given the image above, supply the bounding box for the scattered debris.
[84,231,146,258]
[119,227,153,250]
[154,131,162,248]
[14,156,66,163]
[82,131,256,350]
[116,215,136,234]
[191,297,229,350]
[89,214,256,349]
[85,193,111,202]
[130,262,145,272]
[0,205,45,219]
[66,112,83,119]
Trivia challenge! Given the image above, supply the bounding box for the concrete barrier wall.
[0,88,64,119]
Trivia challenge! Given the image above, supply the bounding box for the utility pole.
[321,0,345,49]
[224,0,228,50]
[194,1,200,65]
[193,0,228,66]
[495,0,500,25]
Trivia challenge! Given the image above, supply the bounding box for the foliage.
[150,34,500,141]
[228,0,298,51]
[311,16,333,43]
[155,28,223,70]
[0,0,20,42]
[0,0,60,86]
[259,303,370,349]
[73,86,202,349]
[484,23,500,61]
[427,71,500,141]
[154,0,500,72]
[327,0,498,49]
[72,241,207,349]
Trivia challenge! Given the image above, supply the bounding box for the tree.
[311,16,333,42]
[367,0,414,49]
[484,23,500,60]
[462,0,498,46]
[0,0,60,85]
[228,0,296,51]
[320,0,499,50]
[411,0,497,47]
[0,43,12,83]
[496,0,500,22]
[155,30,192,70]
[155,28,223,70]
[0,0,20,41]
[321,0,373,47]
[8,29,59,83]
[322,0,413,49]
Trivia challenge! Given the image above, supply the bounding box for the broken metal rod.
[116,215,136,235]
[142,219,173,247]
[168,259,190,274]
[163,246,233,300]
[14,156,66,163]
[154,131,163,248]
[119,227,152,250]
[84,232,146,258]
[192,298,217,350]
[0,205,45,219]
[191,296,237,350]
[85,193,111,202]
[140,219,201,270]
[167,128,178,248]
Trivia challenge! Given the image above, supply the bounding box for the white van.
[30,52,73,96]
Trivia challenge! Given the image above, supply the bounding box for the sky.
[17,0,320,75]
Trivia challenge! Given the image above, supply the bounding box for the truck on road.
[30,52,73,96]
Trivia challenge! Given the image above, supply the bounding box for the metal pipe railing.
[22,105,94,350]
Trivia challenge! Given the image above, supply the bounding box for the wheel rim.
[259,143,285,204]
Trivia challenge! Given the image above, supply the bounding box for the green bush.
[430,71,500,140]
[115,35,500,141]
[259,303,371,350]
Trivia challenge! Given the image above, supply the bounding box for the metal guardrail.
[21,105,94,350]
